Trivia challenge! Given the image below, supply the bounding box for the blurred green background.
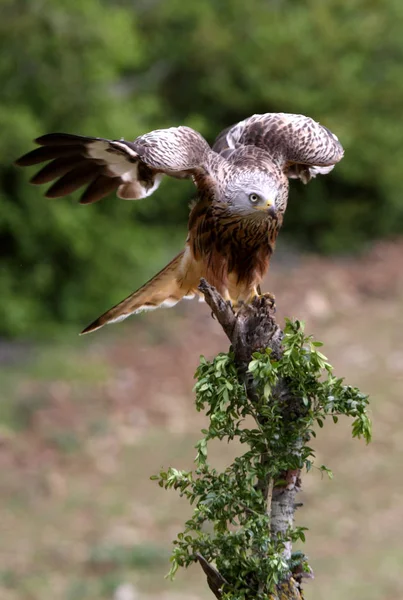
[1,1,403,599]
[2,0,403,336]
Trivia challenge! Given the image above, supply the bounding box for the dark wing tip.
[14,153,35,167]
[15,144,86,167]
[79,318,105,335]
[15,133,100,166]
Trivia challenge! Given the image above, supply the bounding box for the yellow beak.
[255,199,275,212]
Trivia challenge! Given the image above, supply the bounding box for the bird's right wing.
[15,126,212,204]
[213,113,344,184]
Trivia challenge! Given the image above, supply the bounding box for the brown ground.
[0,239,402,600]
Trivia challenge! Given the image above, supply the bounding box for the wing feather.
[79,175,120,205]
[30,156,85,185]
[15,144,85,166]
[213,113,343,183]
[15,127,212,203]
[45,162,103,198]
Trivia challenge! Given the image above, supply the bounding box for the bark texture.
[197,279,305,600]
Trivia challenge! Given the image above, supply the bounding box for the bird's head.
[223,170,285,219]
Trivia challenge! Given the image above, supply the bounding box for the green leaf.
[152,318,370,592]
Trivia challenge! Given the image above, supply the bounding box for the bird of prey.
[15,113,343,334]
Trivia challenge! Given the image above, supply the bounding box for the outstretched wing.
[213,113,344,184]
[15,127,211,204]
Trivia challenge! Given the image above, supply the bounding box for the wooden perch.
[196,553,228,600]
[197,279,306,600]
[198,279,282,364]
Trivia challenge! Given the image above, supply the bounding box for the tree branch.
[196,553,229,599]
[198,280,305,599]
[156,281,369,598]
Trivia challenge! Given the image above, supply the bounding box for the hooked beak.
[255,199,276,216]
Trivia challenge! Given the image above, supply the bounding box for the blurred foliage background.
[2,0,403,336]
[1,2,403,600]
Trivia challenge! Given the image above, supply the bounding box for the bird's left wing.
[213,113,344,184]
[15,126,211,204]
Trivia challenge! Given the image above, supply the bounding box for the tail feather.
[80,251,193,334]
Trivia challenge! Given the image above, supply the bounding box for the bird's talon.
[260,292,276,311]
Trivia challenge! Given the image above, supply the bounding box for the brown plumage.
[15,113,344,334]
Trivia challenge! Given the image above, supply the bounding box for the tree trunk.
[198,280,305,600]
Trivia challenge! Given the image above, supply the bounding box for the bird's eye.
[249,193,260,203]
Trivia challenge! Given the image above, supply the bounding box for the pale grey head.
[221,168,288,219]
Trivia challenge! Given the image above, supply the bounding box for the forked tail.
[80,251,193,334]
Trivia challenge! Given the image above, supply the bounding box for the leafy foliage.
[0,0,183,336]
[153,320,371,599]
[3,0,403,334]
